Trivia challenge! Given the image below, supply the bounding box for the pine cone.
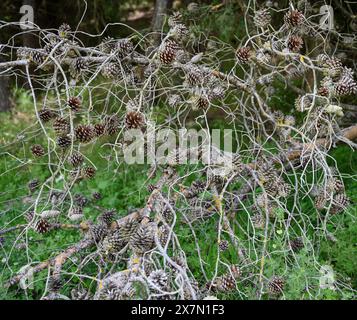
[294,95,311,112]
[253,8,271,28]
[68,152,84,167]
[31,144,45,157]
[159,40,179,64]
[212,274,236,292]
[168,94,182,107]
[326,177,344,194]
[69,169,82,182]
[147,184,156,193]
[68,207,84,221]
[117,215,140,241]
[284,10,304,28]
[268,276,285,295]
[287,35,303,52]
[314,192,327,211]
[99,209,116,226]
[68,97,81,112]
[57,136,71,148]
[100,231,125,254]
[116,39,134,59]
[16,47,32,60]
[129,220,156,254]
[38,108,55,122]
[316,54,329,66]
[185,180,205,198]
[334,77,357,96]
[171,24,189,39]
[148,270,168,289]
[48,277,62,292]
[229,264,241,279]
[101,63,122,79]
[70,57,89,78]
[157,225,169,246]
[88,223,108,242]
[99,37,117,54]
[53,117,70,135]
[82,166,96,179]
[43,42,64,56]
[125,111,145,129]
[94,123,106,136]
[330,193,350,214]
[186,68,203,86]
[168,12,182,27]
[75,125,95,143]
[25,211,35,223]
[341,66,354,79]
[34,218,51,234]
[324,58,343,79]
[29,50,46,65]
[208,86,225,101]
[236,47,251,64]
[69,206,83,217]
[40,210,60,219]
[195,96,210,109]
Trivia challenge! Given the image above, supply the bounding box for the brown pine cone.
[268,276,285,295]
[236,47,251,64]
[56,136,71,148]
[68,96,81,112]
[31,144,45,157]
[38,108,55,122]
[125,111,145,129]
[53,117,70,135]
[68,152,84,167]
[159,40,179,64]
[284,10,304,28]
[94,123,106,136]
[75,125,95,143]
[287,35,303,52]
[82,166,96,179]
[34,218,51,234]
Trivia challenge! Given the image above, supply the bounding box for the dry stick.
[0,224,27,236]
[5,238,94,288]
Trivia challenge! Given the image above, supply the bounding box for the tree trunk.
[151,0,172,44]
[0,57,12,112]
